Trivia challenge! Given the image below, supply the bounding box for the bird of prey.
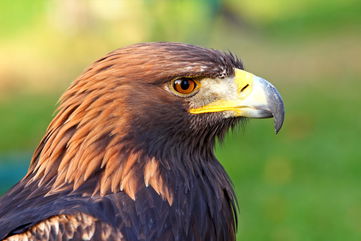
[0,42,284,241]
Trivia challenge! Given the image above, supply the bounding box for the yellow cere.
[234,69,254,95]
[189,69,257,115]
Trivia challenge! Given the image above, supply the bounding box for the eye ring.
[170,78,201,97]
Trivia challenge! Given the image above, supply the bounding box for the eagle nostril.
[240,84,249,92]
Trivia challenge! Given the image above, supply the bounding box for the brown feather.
[144,158,174,205]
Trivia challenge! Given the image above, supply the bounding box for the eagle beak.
[233,69,285,133]
[189,69,285,133]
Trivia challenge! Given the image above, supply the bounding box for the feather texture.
[0,42,243,241]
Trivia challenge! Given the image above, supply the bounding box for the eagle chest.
[106,173,236,241]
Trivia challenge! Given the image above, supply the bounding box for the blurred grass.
[0,94,58,152]
[0,0,360,240]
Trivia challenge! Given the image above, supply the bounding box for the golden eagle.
[0,42,284,241]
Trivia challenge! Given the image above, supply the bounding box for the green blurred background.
[0,0,360,240]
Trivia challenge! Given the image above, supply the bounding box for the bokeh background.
[0,0,360,240]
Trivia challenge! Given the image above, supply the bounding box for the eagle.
[0,42,284,241]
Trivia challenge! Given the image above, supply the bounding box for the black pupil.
[180,79,190,90]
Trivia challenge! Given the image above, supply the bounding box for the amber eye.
[172,78,199,95]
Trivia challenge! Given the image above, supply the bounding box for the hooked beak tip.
[269,89,285,134]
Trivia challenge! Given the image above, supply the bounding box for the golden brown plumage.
[0,42,284,240]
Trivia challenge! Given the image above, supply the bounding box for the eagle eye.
[170,78,200,97]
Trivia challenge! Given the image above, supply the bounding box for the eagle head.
[68,42,284,153]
